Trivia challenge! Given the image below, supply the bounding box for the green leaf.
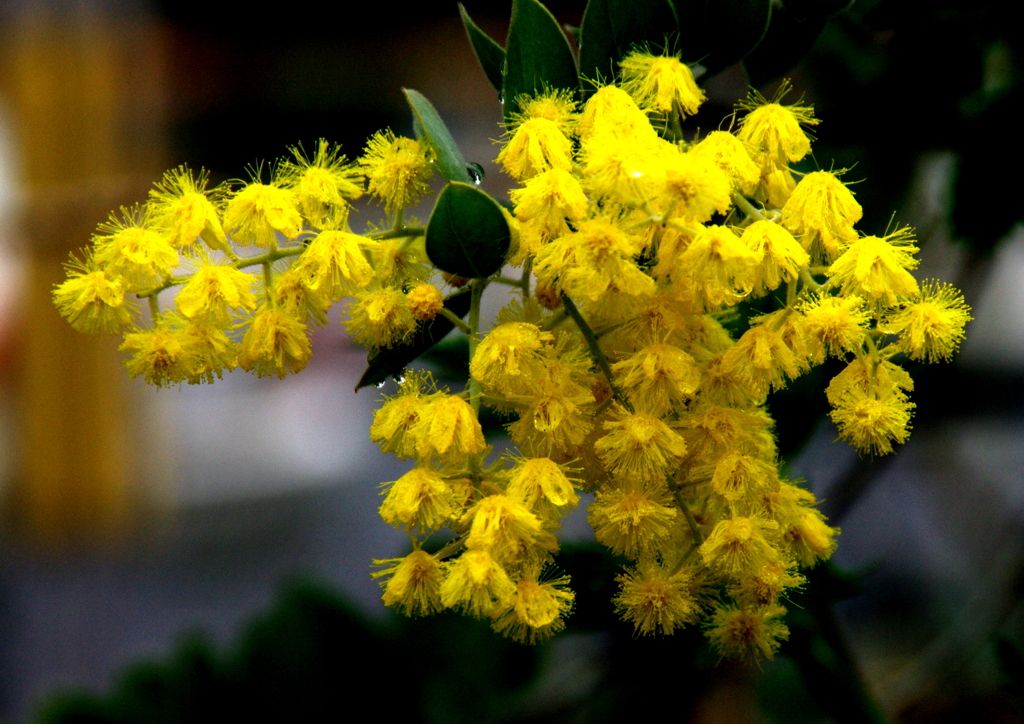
[676,0,772,74]
[356,291,473,390]
[503,0,578,122]
[403,88,472,184]
[425,182,511,278]
[579,0,680,88]
[743,4,826,88]
[460,4,506,95]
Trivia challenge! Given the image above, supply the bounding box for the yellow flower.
[440,548,516,617]
[271,267,330,328]
[359,130,433,215]
[92,209,179,293]
[880,280,972,362]
[147,166,229,252]
[675,225,759,309]
[576,84,659,145]
[406,283,444,321]
[370,373,439,459]
[175,262,256,326]
[344,287,417,349]
[120,324,190,387]
[379,467,459,532]
[706,603,789,663]
[691,131,760,194]
[736,87,818,173]
[506,457,581,519]
[614,562,702,635]
[720,322,802,400]
[223,182,303,247]
[470,322,552,395]
[612,343,701,417]
[619,51,706,116]
[589,478,679,559]
[496,117,573,181]
[463,494,547,562]
[178,321,238,384]
[293,230,375,302]
[508,89,578,135]
[741,220,809,295]
[782,170,862,263]
[373,550,446,617]
[829,385,914,455]
[595,409,688,480]
[828,228,920,305]
[413,394,487,464]
[492,575,574,644]
[699,516,781,577]
[798,293,871,362]
[708,452,780,503]
[237,306,312,378]
[509,167,588,242]
[280,139,363,230]
[53,255,136,334]
[652,149,732,224]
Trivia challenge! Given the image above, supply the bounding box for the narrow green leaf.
[579,0,680,88]
[743,4,826,88]
[403,89,472,184]
[426,182,511,279]
[460,4,506,95]
[503,0,578,121]
[676,0,772,74]
[356,291,474,391]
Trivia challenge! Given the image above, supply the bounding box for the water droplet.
[375,380,387,389]
[393,370,407,385]
[465,162,485,185]
[497,93,504,104]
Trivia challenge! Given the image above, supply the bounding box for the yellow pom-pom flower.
[237,306,312,378]
[280,139,363,230]
[881,280,972,362]
[223,182,303,247]
[373,550,446,617]
[53,255,137,334]
[614,562,702,635]
[175,262,256,327]
[147,166,229,252]
[619,51,706,116]
[359,130,434,215]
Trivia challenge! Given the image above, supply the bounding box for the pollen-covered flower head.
[379,466,459,532]
[373,550,446,617]
[612,343,701,417]
[798,293,871,362]
[471,321,553,395]
[828,227,920,305]
[691,131,760,194]
[496,117,574,182]
[174,260,256,327]
[344,286,418,349]
[147,166,229,252]
[92,207,179,293]
[440,548,516,617]
[614,562,702,635]
[359,129,434,215]
[413,394,487,464]
[619,51,706,116]
[706,603,789,663]
[237,306,312,379]
[293,230,375,302]
[588,477,679,559]
[594,408,688,480]
[576,83,659,145]
[508,89,578,135]
[740,219,809,295]
[880,280,972,362]
[736,84,818,172]
[224,181,303,248]
[782,170,862,263]
[492,575,575,643]
[280,139,363,230]
[53,253,137,334]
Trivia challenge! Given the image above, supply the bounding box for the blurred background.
[0,0,1022,722]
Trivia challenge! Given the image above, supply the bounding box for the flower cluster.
[54,50,970,661]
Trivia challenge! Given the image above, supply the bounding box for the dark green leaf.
[460,4,506,95]
[503,0,578,122]
[743,4,826,88]
[676,0,772,74]
[426,182,511,278]
[356,291,473,390]
[403,88,472,184]
[579,0,680,88]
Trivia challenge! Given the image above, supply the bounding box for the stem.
[666,474,704,546]
[520,257,532,299]
[262,262,274,305]
[559,291,634,414]
[438,307,473,335]
[731,192,766,221]
[369,227,425,241]
[434,536,467,561]
[541,308,569,331]
[148,295,160,322]
[467,278,487,490]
